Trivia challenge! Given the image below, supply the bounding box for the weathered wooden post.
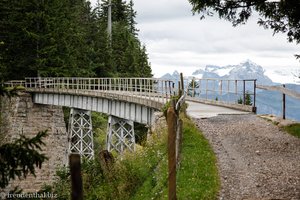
[176,118,183,167]
[167,100,177,200]
[282,84,286,119]
[180,73,184,95]
[167,73,184,200]
[173,82,176,96]
[178,81,181,97]
[69,154,83,200]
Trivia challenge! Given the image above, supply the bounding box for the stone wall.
[0,92,68,192]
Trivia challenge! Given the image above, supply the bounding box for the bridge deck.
[186,101,250,119]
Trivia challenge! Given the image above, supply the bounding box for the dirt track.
[193,114,300,200]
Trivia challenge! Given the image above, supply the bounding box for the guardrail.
[3,80,26,87]
[184,78,257,112]
[257,85,300,99]
[4,77,175,105]
[257,84,300,119]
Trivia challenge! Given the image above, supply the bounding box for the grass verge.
[132,115,220,199]
[177,116,220,199]
[283,123,300,138]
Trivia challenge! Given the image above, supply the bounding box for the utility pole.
[108,0,112,44]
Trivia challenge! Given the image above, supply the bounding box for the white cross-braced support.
[68,108,94,159]
[107,115,135,154]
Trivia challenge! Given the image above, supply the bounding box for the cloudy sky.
[91,0,299,78]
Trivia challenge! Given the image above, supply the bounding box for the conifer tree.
[0,0,152,79]
[0,131,48,188]
[127,0,138,36]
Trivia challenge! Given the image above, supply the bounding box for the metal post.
[235,80,237,95]
[253,80,257,113]
[206,79,208,100]
[219,80,222,101]
[213,80,216,100]
[165,81,168,99]
[168,81,171,97]
[227,80,230,102]
[198,79,201,97]
[282,84,286,119]
[243,80,246,105]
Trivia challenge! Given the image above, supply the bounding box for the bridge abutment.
[0,93,68,192]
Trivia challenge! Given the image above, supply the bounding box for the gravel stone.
[192,114,300,200]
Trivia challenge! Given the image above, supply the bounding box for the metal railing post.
[243,80,246,105]
[282,84,286,119]
[253,80,257,113]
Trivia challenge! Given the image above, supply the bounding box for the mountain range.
[161,60,300,85]
[160,60,300,121]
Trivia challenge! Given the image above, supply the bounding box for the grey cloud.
[134,0,194,22]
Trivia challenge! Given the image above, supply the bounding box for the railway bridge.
[5,77,257,159]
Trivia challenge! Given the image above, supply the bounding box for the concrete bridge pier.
[68,108,94,159]
[107,116,135,154]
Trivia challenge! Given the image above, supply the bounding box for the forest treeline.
[0,0,152,81]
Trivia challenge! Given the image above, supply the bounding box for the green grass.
[130,135,168,200]
[177,116,220,199]
[132,115,220,199]
[50,114,219,200]
[283,123,300,138]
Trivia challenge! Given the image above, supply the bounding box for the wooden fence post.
[178,81,182,97]
[176,118,183,167]
[180,73,184,95]
[282,84,286,120]
[167,101,177,200]
[69,154,83,200]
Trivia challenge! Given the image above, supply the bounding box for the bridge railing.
[184,78,257,112]
[3,80,26,87]
[5,77,175,105]
[257,84,300,119]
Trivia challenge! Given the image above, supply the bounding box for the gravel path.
[193,114,300,200]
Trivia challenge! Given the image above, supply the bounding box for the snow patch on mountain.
[203,65,234,76]
[216,67,234,76]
